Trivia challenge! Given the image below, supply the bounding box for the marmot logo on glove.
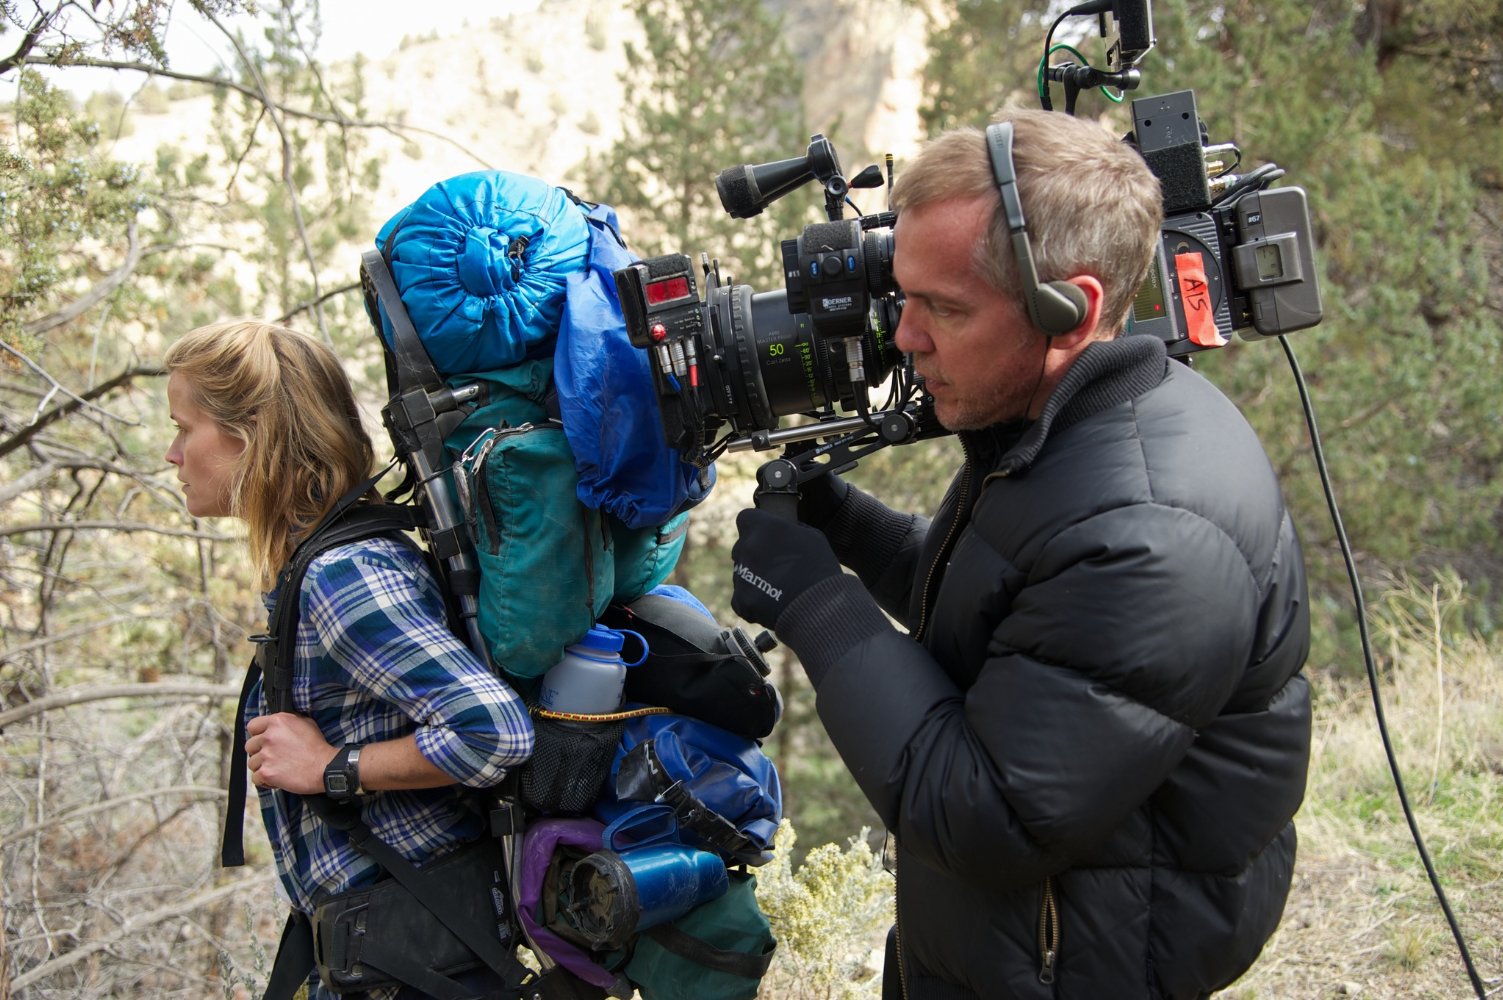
[733,563,783,602]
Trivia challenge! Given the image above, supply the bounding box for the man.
[730,108,1312,999]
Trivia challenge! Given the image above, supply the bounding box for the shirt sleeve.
[300,540,534,787]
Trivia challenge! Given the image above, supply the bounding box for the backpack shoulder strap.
[259,501,419,714]
[221,496,415,868]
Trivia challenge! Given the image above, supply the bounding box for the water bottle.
[566,845,730,950]
[538,624,647,714]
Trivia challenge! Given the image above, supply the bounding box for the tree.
[0,2,398,994]
[587,0,812,289]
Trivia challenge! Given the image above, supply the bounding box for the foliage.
[0,2,387,994]
[757,818,892,999]
[0,71,149,354]
[1227,575,1503,997]
[587,0,812,288]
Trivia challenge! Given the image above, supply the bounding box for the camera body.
[614,136,915,471]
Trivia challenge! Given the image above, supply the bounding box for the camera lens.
[702,284,900,434]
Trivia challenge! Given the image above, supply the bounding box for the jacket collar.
[962,334,1170,477]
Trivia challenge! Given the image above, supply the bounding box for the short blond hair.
[164,321,375,587]
[892,108,1162,334]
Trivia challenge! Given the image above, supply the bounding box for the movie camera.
[612,0,1323,499]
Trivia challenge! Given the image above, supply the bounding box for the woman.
[165,320,534,999]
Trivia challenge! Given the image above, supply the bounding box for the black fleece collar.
[963,334,1170,478]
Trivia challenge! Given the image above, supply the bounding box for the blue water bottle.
[538,625,647,714]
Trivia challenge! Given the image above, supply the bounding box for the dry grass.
[1221,577,1503,999]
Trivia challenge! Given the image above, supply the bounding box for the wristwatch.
[323,744,364,802]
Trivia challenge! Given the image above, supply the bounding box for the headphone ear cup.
[1032,280,1088,335]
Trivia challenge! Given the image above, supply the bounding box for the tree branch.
[2,786,228,848]
[0,3,65,76]
[14,54,494,167]
[0,520,236,542]
[0,364,162,463]
[202,10,330,344]
[21,220,144,339]
[0,612,141,666]
[274,279,362,327]
[0,682,241,731]
[9,872,268,990]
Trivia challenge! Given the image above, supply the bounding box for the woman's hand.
[245,712,335,795]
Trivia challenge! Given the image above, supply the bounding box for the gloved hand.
[731,507,844,631]
[797,473,851,530]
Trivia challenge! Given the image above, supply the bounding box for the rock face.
[349,0,929,208]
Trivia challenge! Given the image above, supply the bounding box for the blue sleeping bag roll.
[374,171,592,375]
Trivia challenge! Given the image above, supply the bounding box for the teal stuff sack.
[447,358,613,684]
[609,513,689,605]
[623,870,776,1000]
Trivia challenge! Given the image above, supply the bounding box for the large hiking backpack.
[349,169,779,998]
[359,169,707,688]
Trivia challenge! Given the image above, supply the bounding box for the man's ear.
[1046,275,1106,350]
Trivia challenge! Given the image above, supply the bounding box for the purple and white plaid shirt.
[248,536,533,922]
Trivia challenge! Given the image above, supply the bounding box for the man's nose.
[895,313,929,354]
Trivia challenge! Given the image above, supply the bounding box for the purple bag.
[517,818,621,990]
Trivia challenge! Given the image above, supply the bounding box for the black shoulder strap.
[259,501,419,714]
[222,496,416,868]
[360,246,440,398]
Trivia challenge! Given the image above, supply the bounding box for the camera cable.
[1282,336,1490,998]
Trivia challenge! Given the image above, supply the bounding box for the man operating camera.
[730,107,1312,999]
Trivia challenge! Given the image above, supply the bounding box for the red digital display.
[646,275,691,306]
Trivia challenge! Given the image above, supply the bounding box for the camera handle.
[753,458,801,520]
[750,406,943,521]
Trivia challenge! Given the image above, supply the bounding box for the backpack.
[350,169,780,998]
[359,169,705,686]
[599,586,781,740]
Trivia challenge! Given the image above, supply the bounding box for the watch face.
[324,746,358,800]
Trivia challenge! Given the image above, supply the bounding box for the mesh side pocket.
[519,714,626,815]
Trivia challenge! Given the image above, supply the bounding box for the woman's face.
[165,372,245,519]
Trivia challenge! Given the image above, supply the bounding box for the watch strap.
[323,743,363,801]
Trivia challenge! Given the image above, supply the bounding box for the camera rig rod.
[750,405,935,519]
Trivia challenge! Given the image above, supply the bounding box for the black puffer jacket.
[777,335,1311,999]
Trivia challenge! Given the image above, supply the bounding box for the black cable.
[1281,336,1488,999]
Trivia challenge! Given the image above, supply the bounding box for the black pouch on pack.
[311,836,507,994]
[599,594,781,740]
[518,712,627,816]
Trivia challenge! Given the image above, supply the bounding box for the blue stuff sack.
[594,714,781,868]
[555,201,714,529]
[374,171,592,375]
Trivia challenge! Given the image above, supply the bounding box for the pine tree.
[588,0,812,288]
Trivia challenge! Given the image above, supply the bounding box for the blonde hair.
[892,108,1162,334]
[163,321,375,587]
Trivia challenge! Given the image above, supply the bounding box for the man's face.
[893,195,1047,431]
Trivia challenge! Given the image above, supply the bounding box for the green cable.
[1037,42,1128,106]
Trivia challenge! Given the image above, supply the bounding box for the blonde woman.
[165,320,534,1000]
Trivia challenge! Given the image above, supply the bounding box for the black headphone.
[984,121,1089,335]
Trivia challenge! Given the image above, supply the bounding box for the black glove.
[797,472,851,530]
[731,507,844,631]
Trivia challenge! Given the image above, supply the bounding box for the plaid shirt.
[248,536,533,923]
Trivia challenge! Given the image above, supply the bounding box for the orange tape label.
[1175,252,1226,347]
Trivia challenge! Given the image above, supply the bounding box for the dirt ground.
[1220,843,1502,999]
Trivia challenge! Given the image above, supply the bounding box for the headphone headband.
[983,121,1088,335]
